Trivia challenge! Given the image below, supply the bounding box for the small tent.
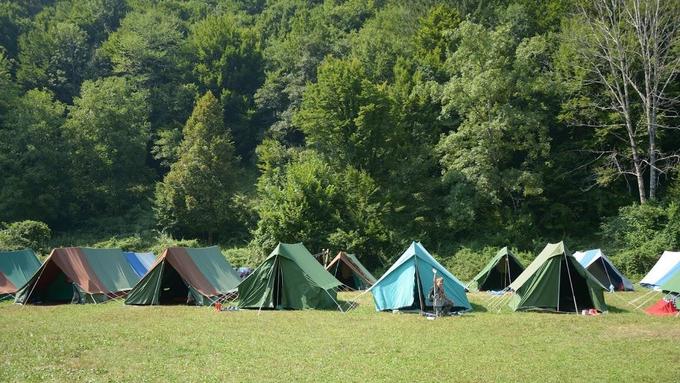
[125,246,240,306]
[468,247,524,291]
[639,251,680,290]
[573,249,634,291]
[15,247,141,304]
[238,243,343,310]
[508,242,607,313]
[370,241,471,312]
[326,252,377,290]
[123,252,156,277]
[0,249,41,299]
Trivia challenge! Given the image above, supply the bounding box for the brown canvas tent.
[15,247,141,304]
[325,252,377,290]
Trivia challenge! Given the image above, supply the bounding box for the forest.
[0,0,678,279]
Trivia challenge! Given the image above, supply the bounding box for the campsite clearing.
[0,290,678,382]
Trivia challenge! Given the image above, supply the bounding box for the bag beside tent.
[125,246,240,306]
[646,272,680,316]
[639,251,680,290]
[238,242,343,310]
[573,249,634,291]
[0,249,41,299]
[508,242,607,313]
[15,247,141,304]
[468,247,524,291]
[326,252,377,290]
[370,241,471,312]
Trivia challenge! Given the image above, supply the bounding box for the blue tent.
[123,252,156,277]
[369,241,471,312]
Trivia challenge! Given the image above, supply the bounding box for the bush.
[222,246,260,268]
[0,220,51,254]
[441,246,534,283]
[601,202,680,277]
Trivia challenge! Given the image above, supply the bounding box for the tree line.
[0,0,678,274]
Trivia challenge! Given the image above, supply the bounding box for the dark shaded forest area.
[0,0,678,278]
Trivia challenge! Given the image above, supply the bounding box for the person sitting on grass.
[428,277,454,316]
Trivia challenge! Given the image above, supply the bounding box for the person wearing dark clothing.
[428,277,454,316]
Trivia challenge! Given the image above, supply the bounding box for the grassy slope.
[0,291,678,382]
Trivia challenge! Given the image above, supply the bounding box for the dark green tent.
[508,242,607,313]
[238,242,343,310]
[468,247,524,291]
[125,246,240,306]
[0,249,41,299]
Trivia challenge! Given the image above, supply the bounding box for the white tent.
[573,249,634,291]
[639,251,680,290]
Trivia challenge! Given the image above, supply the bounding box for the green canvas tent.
[125,246,240,306]
[238,242,343,310]
[508,242,607,313]
[326,251,377,290]
[468,247,524,291]
[0,249,41,299]
[15,247,141,304]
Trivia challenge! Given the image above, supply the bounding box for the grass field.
[1,290,678,382]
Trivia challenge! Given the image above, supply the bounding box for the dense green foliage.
[0,0,677,271]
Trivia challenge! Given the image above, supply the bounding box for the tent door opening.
[558,258,595,312]
[158,264,191,304]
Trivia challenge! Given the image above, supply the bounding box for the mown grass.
[0,290,678,382]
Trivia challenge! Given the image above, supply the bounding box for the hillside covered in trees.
[0,0,678,278]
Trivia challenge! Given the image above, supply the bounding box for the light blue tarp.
[123,252,156,277]
[369,241,471,312]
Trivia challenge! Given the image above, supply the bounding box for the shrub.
[0,220,51,254]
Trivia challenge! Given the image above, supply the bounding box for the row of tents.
[1,242,679,315]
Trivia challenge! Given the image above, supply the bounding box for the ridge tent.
[508,242,607,313]
[15,247,141,304]
[0,249,41,299]
[123,252,156,277]
[468,247,524,291]
[125,246,240,306]
[326,252,377,290]
[659,268,680,295]
[639,251,680,290]
[370,241,471,312]
[573,249,634,291]
[238,242,343,310]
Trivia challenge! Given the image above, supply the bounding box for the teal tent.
[0,249,41,299]
[238,243,343,310]
[370,241,471,312]
[468,247,524,291]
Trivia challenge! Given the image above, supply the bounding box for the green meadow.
[1,290,678,383]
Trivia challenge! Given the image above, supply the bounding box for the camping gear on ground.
[15,247,141,304]
[325,251,377,290]
[125,246,240,306]
[507,241,607,313]
[369,241,471,312]
[645,298,678,316]
[123,252,156,277]
[237,242,343,310]
[639,251,680,290]
[468,247,524,291]
[0,249,41,299]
